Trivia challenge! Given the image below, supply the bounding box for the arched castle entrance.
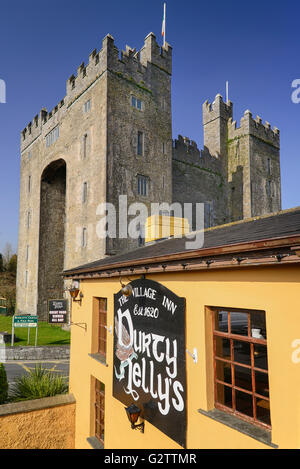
[37,159,66,320]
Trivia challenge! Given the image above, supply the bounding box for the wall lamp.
[125,404,144,433]
[68,284,84,305]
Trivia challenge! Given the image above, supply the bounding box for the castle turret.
[203,94,233,162]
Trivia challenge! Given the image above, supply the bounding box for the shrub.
[0,363,8,404]
[11,365,68,401]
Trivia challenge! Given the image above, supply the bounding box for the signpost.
[48,299,68,324]
[11,315,38,346]
[113,278,187,448]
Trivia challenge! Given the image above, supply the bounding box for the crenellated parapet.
[203,94,233,125]
[228,110,280,149]
[21,32,172,151]
[173,135,223,174]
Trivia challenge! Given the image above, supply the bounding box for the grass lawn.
[0,315,70,347]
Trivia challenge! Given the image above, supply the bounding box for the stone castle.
[16,32,281,319]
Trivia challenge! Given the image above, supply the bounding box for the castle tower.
[172,93,281,229]
[227,110,281,220]
[203,94,233,163]
[16,32,173,319]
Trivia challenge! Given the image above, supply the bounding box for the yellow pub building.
[64,208,300,450]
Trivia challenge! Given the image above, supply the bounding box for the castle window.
[46,126,60,147]
[82,182,88,203]
[210,307,271,429]
[83,134,88,158]
[28,151,32,159]
[84,99,91,113]
[137,131,144,156]
[25,270,28,288]
[28,175,31,193]
[27,211,31,229]
[137,175,148,196]
[162,142,167,155]
[82,227,88,248]
[267,158,271,175]
[266,180,272,198]
[26,245,29,263]
[131,96,142,111]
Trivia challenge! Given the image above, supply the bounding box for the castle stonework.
[16,33,281,319]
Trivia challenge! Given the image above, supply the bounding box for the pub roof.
[64,207,300,278]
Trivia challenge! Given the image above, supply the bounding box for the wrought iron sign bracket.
[70,322,87,332]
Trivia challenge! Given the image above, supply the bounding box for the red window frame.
[95,379,105,444]
[211,307,271,429]
[98,298,107,358]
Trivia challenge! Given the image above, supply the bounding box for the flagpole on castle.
[162,2,166,47]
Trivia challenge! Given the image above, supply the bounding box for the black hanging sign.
[113,278,186,448]
[48,299,68,324]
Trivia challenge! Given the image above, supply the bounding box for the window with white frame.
[137,175,148,196]
[84,99,91,113]
[46,126,60,147]
[131,96,142,111]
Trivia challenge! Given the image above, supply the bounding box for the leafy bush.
[11,365,68,401]
[0,363,8,404]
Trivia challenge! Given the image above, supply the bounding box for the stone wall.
[0,394,75,449]
[172,136,228,229]
[1,345,70,361]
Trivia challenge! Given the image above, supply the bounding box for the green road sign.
[12,315,38,346]
[13,315,38,328]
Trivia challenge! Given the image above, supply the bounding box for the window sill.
[198,408,278,449]
[89,353,108,367]
[86,437,104,450]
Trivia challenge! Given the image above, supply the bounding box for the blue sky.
[0,0,299,253]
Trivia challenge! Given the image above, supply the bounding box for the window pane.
[131,96,136,107]
[235,390,253,418]
[233,340,251,365]
[216,383,232,409]
[254,344,268,371]
[256,399,271,426]
[230,311,248,336]
[216,360,232,384]
[99,298,107,311]
[234,365,252,392]
[215,311,228,333]
[250,311,267,340]
[215,337,231,360]
[255,371,269,398]
[137,99,142,110]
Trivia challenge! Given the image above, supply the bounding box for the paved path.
[4,360,70,386]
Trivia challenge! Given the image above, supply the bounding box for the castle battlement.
[21,32,172,151]
[228,109,280,148]
[203,94,233,125]
[173,135,222,174]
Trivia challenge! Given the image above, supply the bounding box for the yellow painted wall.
[69,264,300,449]
[0,401,75,449]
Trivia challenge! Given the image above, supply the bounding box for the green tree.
[0,254,4,272]
[0,363,8,404]
[7,254,17,274]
